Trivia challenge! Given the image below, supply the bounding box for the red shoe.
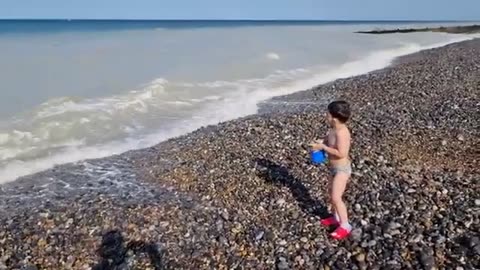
[320,216,339,226]
[330,226,351,240]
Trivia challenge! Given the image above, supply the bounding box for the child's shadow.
[254,158,329,219]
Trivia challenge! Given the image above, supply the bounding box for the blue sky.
[1,0,479,20]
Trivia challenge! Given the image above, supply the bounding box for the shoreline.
[1,39,479,269]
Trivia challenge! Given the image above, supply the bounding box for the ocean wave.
[34,79,168,119]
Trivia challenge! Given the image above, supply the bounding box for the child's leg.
[331,172,350,226]
[320,177,339,226]
[328,177,334,213]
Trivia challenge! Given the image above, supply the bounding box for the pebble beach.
[1,39,479,269]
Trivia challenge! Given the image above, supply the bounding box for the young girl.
[310,100,352,240]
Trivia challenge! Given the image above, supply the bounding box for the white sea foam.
[266,52,280,60]
[165,101,193,106]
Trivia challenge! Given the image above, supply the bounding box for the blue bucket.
[311,150,327,164]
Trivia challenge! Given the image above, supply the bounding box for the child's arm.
[322,130,350,159]
[322,134,328,144]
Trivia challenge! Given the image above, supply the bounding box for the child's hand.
[309,140,325,150]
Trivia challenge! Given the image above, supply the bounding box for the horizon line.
[0,18,476,22]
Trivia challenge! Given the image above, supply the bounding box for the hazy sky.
[1,0,479,20]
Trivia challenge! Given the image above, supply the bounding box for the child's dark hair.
[328,101,351,123]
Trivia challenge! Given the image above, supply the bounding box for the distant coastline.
[357,24,480,34]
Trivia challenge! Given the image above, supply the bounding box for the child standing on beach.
[310,100,352,240]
